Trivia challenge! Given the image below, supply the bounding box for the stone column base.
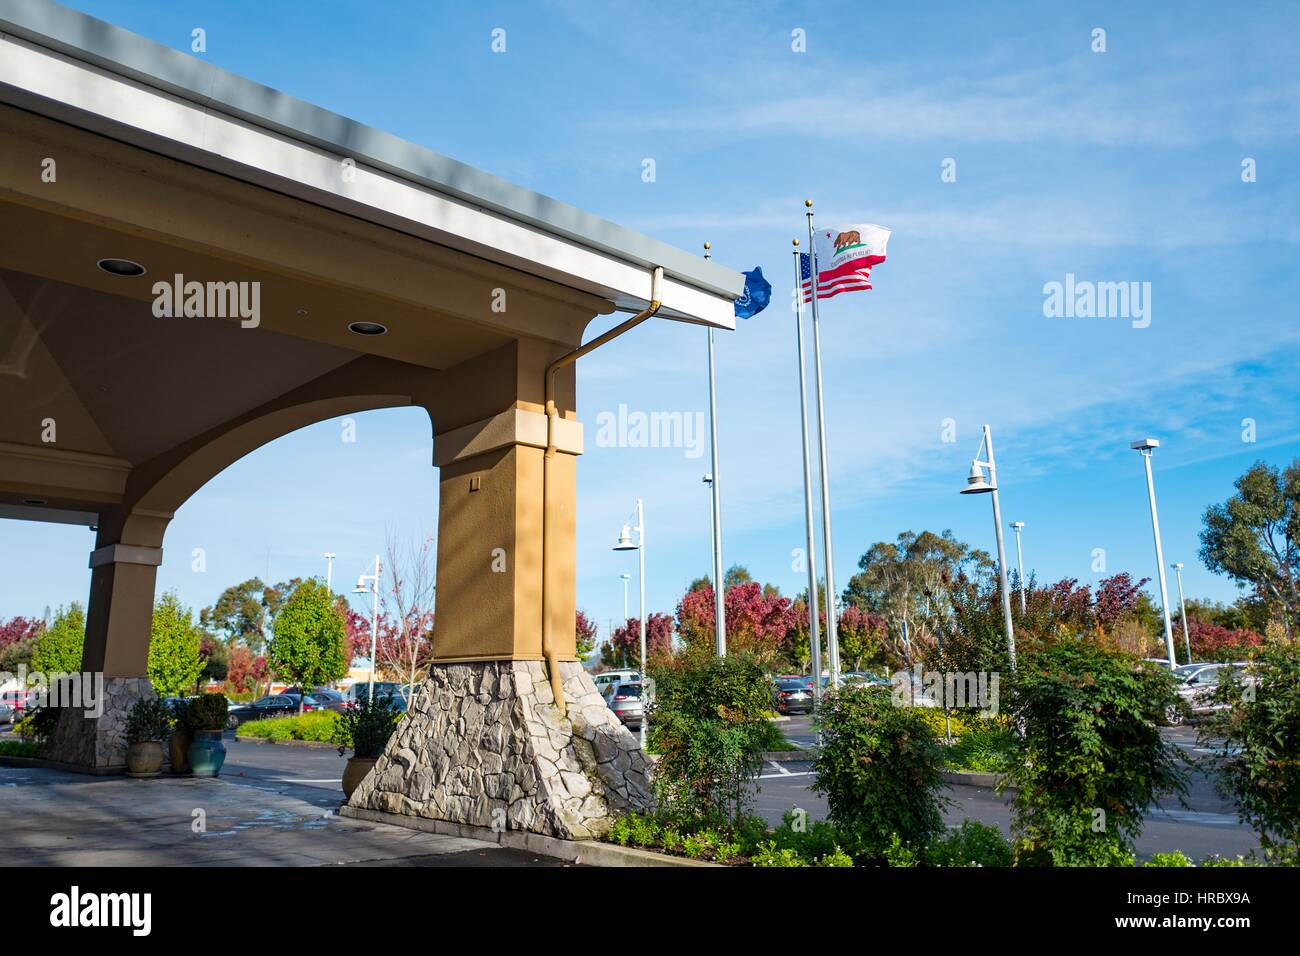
[348,661,651,840]
[42,676,155,770]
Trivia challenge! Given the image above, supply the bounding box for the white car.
[593,670,640,694]
[1165,662,1251,725]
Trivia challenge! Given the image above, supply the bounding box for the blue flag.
[734,266,771,319]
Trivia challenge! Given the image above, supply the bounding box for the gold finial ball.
[703,242,711,250]
[792,238,800,246]
[804,199,813,208]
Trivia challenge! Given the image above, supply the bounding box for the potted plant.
[185,694,229,777]
[168,697,193,774]
[334,695,401,800]
[124,698,172,778]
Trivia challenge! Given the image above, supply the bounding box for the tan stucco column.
[431,407,581,662]
[82,508,171,678]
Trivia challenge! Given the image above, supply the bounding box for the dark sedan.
[226,694,318,727]
[773,676,814,715]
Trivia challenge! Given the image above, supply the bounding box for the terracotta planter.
[169,728,193,773]
[342,757,377,800]
[125,740,164,777]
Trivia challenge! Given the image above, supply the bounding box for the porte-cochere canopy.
[0,0,741,790]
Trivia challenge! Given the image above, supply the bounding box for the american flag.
[799,251,873,303]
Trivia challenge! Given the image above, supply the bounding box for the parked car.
[1,689,39,718]
[0,700,13,724]
[593,670,640,694]
[301,688,349,713]
[603,681,644,730]
[1166,662,1252,725]
[773,676,814,715]
[346,681,402,704]
[226,694,317,727]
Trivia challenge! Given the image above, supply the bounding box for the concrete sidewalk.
[0,764,571,867]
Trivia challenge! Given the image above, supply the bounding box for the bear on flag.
[800,223,891,302]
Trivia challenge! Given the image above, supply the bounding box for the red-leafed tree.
[1188,618,1265,661]
[575,609,598,660]
[676,581,793,664]
[226,644,268,694]
[603,613,673,669]
[0,615,44,652]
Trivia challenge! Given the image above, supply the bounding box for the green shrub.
[1200,854,1256,867]
[752,841,806,867]
[1201,644,1300,865]
[124,698,173,744]
[817,847,854,867]
[661,828,682,853]
[18,704,62,746]
[944,720,1016,774]
[332,694,401,757]
[0,740,41,758]
[1144,851,1194,867]
[648,653,773,825]
[1005,643,1186,866]
[812,685,948,862]
[187,693,228,731]
[628,813,662,848]
[682,832,714,859]
[238,711,340,742]
[924,820,1013,867]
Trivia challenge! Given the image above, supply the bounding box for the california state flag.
[803,223,891,301]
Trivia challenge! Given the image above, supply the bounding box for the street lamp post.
[352,555,381,703]
[324,552,336,592]
[614,500,647,748]
[1132,439,1178,670]
[1172,561,1192,664]
[960,424,1016,670]
[1009,522,1026,615]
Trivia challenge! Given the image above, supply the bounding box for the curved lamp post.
[960,425,1016,670]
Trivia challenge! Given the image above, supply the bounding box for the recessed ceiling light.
[97,258,147,277]
[22,498,47,506]
[348,321,387,336]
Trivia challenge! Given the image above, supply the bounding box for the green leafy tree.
[648,653,777,825]
[269,579,348,713]
[1005,643,1186,865]
[1202,644,1300,863]
[844,530,994,666]
[1200,459,1299,639]
[31,603,85,674]
[148,592,205,697]
[812,685,949,862]
[201,576,304,654]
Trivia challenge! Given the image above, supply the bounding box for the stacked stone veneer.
[43,676,155,769]
[348,660,651,839]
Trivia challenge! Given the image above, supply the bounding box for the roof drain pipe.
[542,265,663,718]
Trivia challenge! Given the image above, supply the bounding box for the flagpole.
[805,199,841,688]
[703,242,726,657]
[793,240,823,706]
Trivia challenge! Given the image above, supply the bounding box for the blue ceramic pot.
[187,729,227,777]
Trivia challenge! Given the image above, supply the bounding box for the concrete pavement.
[0,737,571,867]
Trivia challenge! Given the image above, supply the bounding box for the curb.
[762,749,813,762]
[338,805,719,867]
[942,770,1015,791]
[233,735,339,750]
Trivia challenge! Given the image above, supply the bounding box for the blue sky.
[4,1,1299,642]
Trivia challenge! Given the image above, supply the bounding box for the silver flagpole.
[703,242,726,657]
[805,200,841,688]
[794,240,823,705]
